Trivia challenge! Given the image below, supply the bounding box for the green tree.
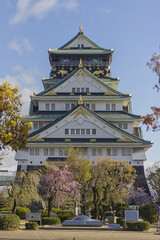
[89,159,136,219]
[65,147,92,214]
[0,171,41,213]
[0,82,32,153]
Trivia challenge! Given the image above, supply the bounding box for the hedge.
[25,222,38,230]
[0,214,20,230]
[141,204,159,224]
[16,207,31,219]
[42,217,61,225]
[116,217,125,227]
[126,221,150,231]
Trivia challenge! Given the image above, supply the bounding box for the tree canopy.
[143,53,160,131]
[0,82,32,152]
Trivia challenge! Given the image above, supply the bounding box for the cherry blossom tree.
[143,53,160,131]
[38,164,81,217]
[126,185,151,207]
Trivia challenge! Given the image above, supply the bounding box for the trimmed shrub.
[116,217,125,227]
[0,214,20,230]
[51,209,74,222]
[25,222,38,230]
[126,221,150,231]
[115,203,129,217]
[141,204,158,223]
[16,207,31,219]
[138,221,150,231]
[42,217,61,225]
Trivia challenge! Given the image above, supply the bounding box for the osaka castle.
[15,26,152,189]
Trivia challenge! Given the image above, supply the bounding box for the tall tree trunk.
[92,187,98,219]
[12,198,17,214]
[48,197,52,217]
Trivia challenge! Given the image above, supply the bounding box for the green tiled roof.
[58,32,101,49]
[28,104,150,145]
[37,67,125,96]
[49,49,112,55]
[27,142,152,147]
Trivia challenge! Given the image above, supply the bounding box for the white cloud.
[0,66,42,171]
[10,0,78,24]
[8,37,33,55]
[0,66,42,114]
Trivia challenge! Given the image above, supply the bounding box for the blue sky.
[0,0,160,171]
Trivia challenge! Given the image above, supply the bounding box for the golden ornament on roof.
[79,58,83,68]
[79,24,82,33]
[78,95,83,105]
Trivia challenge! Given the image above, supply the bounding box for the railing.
[50,62,109,67]
[0,171,16,186]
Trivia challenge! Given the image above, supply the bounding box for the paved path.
[0,229,159,240]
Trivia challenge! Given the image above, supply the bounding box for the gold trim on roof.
[78,95,83,105]
[29,134,44,142]
[71,107,91,119]
[79,24,82,33]
[45,90,57,95]
[117,136,134,142]
[79,58,83,68]
[74,70,86,78]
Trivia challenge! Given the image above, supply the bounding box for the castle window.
[77,88,80,93]
[86,88,89,93]
[112,148,117,156]
[45,103,50,111]
[71,129,75,135]
[51,103,55,111]
[81,129,85,135]
[59,149,64,156]
[118,123,122,129]
[65,103,70,110]
[86,129,90,135]
[106,104,110,111]
[65,129,69,134]
[111,104,116,111]
[92,149,96,156]
[50,148,54,156]
[34,123,38,129]
[92,129,96,135]
[123,123,128,129]
[91,104,95,111]
[98,149,102,156]
[72,88,75,93]
[76,129,80,135]
[30,148,34,155]
[81,88,84,93]
[35,148,39,156]
[121,148,131,156]
[44,148,48,156]
[30,161,32,164]
[40,161,42,164]
[39,123,43,128]
[107,148,111,156]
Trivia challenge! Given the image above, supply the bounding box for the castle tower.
[15,27,152,191]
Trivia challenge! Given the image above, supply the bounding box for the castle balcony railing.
[51,62,108,67]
